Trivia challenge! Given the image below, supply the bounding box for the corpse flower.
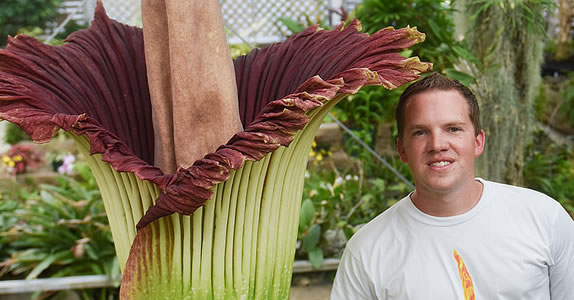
[0,1,430,299]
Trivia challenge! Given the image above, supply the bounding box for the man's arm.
[549,205,574,299]
[331,247,377,300]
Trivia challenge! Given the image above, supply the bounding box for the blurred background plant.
[3,123,32,146]
[0,0,63,47]
[524,131,574,213]
[1,144,43,176]
[355,0,474,78]
[296,141,412,268]
[0,161,119,299]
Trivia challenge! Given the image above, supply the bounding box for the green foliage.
[0,162,118,285]
[229,43,254,59]
[355,0,467,74]
[276,14,329,37]
[278,17,306,34]
[558,73,574,128]
[468,0,554,37]
[3,122,31,145]
[332,85,403,161]
[297,159,411,263]
[524,131,574,213]
[0,0,63,47]
[535,74,574,131]
[0,199,19,262]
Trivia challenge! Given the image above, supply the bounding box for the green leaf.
[25,251,69,280]
[278,17,305,34]
[302,223,321,250]
[400,49,413,58]
[299,199,315,230]
[452,45,481,65]
[444,69,475,86]
[427,19,444,41]
[308,248,324,269]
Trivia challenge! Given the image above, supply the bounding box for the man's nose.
[429,132,448,152]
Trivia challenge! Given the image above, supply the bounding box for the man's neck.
[410,179,484,217]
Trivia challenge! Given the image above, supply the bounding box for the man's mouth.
[429,161,452,167]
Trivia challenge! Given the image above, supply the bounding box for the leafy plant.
[296,158,411,265]
[0,163,119,284]
[0,198,19,263]
[3,122,32,145]
[332,85,403,159]
[524,131,574,214]
[356,0,468,75]
[558,72,574,129]
[0,0,63,46]
[535,73,574,132]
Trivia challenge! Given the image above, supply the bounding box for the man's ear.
[474,129,485,157]
[397,137,408,163]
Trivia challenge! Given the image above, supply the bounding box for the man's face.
[397,90,485,195]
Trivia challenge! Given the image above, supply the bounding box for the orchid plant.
[0,0,430,299]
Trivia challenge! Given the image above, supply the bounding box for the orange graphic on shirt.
[453,249,475,300]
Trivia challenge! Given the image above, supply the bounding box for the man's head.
[395,73,485,197]
[395,73,481,139]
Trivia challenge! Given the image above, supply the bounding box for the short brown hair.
[395,73,481,138]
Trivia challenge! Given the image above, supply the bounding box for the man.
[331,73,574,299]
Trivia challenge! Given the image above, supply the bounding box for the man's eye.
[413,130,425,136]
[449,127,462,132]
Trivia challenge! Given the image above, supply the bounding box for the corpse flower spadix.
[0,1,430,299]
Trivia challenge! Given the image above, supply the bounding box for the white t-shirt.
[331,179,574,299]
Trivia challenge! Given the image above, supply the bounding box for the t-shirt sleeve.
[549,204,574,299]
[331,246,376,300]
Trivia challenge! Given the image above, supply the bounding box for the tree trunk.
[556,0,573,61]
[459,0,545,185]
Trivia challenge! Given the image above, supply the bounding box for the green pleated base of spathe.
[71,98,339,299]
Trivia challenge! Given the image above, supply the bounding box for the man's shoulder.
[483,179,555,200]
[481,179,562,214]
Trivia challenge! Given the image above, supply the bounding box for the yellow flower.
[2,155,11,163]
[13,155,23,162]
[8,161,15,167]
